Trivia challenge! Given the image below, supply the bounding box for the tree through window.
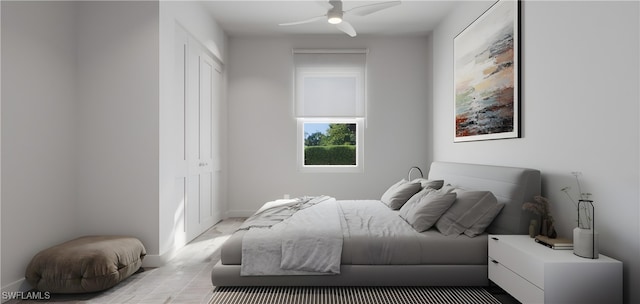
[304,123,357,166]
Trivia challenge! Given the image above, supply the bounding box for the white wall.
[158,1,228,262]
[227,35,431,215]
[74,1,161,257]
[431,1,639,302]
[3,1,163,291]
[1,1,79,292]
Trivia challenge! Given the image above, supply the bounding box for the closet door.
[174,26,188,246]
[192,51,218,236]
[176,26,222,243]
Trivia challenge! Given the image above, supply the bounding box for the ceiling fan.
[278,0,401,37]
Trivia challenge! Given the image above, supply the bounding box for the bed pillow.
[399,185,454,219]
[399,187,432,219]
[435,189,504,237]
[400,190,457,232]
[380,179,421,210]
[411,178,444,190]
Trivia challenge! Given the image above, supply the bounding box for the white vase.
[573,227,599,259]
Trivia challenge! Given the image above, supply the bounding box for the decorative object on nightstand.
[561,171,599,259]
[534,235,572,250]
[574,199,599,258]
[522,196,557,238]
[528,219,537,238]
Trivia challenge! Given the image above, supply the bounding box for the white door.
[174,26,188,247]
[176,26,222,243]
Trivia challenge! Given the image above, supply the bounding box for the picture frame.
[454,0,520,142]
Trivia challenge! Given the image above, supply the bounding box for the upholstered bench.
[25,235,146,293]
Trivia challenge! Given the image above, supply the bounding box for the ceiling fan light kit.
[279,0,401,37]
[327,10,343,24]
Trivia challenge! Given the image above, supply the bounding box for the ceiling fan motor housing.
[327,1,344,24]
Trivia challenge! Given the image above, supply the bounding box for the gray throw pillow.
[400,190,457,232]
[380,179,421,210]
[435,189,504,237]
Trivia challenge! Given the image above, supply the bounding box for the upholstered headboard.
[427,161,541,235]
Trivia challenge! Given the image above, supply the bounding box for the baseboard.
[1,278,33,303]
[142,246,184,268]
[226,210,254,218]
[142,240,190,268]
[141,254,167,268]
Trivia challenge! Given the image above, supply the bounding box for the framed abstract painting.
[454,0,520,142]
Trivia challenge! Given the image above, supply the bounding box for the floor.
[8,218,520,304]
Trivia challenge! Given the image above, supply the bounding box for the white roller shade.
[294,49,367,118]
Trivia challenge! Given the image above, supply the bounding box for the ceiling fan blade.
[346,1,401,17]
[279,15,326,26]
[335,21,357,37]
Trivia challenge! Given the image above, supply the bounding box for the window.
[293,49,367,172]
[298,119,363,172]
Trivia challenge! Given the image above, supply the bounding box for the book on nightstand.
[534,235,573,250]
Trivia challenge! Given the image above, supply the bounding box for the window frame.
[297,118,364,173]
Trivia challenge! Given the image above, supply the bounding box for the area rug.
[210,286,501,304]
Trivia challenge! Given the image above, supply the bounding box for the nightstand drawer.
[488,236,544,289]
[489,257,544,304]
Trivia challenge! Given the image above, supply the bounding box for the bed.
[211,161,541,286]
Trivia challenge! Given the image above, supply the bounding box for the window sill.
[299,165,363,173]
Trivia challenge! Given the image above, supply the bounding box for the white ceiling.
[201,0,459,37]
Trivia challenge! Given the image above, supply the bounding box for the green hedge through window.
[304,145,356,166]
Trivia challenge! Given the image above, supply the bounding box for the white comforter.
[240,196,343,276]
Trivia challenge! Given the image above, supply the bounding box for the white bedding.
[240,196,343,276]
[240,198,438,276]
[338,200,423,264]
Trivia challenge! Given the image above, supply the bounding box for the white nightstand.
[488,234,622,304]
